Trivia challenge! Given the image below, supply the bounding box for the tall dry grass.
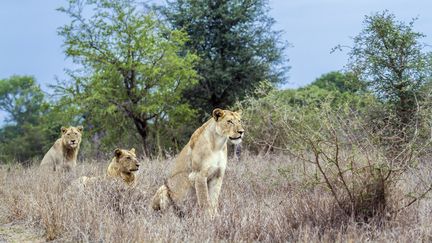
[0,153,432,242]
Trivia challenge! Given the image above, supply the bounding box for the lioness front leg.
[195,173,211,212]
[208,176,223,217]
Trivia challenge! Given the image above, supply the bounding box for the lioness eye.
[126,156,131,159]
[227,120,234,124]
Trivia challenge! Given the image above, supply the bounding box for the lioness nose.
[136,163,140,167]
[71,140,76,143]
[238,130,244,135]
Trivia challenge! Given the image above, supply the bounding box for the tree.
[309,71,366,94]
[163,0,288,119]
[0,76,50,163]
[0,76,47,126]
[346,11,432,129]
[58,0,198,154]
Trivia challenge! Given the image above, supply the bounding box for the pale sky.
[0,1,431,99]
[270,0,432,88]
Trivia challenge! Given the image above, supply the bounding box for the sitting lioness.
[107,148,140,186]
[40,126,83,172]
[150,108,244,217]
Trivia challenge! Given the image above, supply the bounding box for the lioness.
[150,108,244,217]
[40,126,83,172]
[107,148,140,186]
[66,148,140,195]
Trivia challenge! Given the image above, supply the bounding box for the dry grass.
[0,153,432,242]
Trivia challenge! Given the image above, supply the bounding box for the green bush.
[237,78,431,222]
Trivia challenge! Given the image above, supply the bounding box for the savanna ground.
[0,152,432,242]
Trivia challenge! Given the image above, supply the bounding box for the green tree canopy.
[163,0,288,119]
[0,76,50,163]
[0,76,47,126]
[346,11,432,127]
[58,0,199,154]
[309,71,366,94]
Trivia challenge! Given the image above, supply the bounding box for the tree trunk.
[132,118,149,157]
[397,92,416,135]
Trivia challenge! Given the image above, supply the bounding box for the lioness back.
[40,126,83,172]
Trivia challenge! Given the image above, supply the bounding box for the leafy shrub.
[238,81,432,222]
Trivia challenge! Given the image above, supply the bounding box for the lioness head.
[61,126,83,149]
[114,148,140,173]
[212,108,244,144]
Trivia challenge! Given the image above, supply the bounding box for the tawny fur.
[40,126,83,172]
[107,148,140,186]
[67,148,140,194]
[150,108,244,217]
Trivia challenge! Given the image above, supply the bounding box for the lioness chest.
[195,150,227,179]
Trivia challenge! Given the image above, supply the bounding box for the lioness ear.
[77,125,83,133]
[129,148,136,154]
[212,108,225,121]
[61,126,68,134]
[114,148,122,158]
